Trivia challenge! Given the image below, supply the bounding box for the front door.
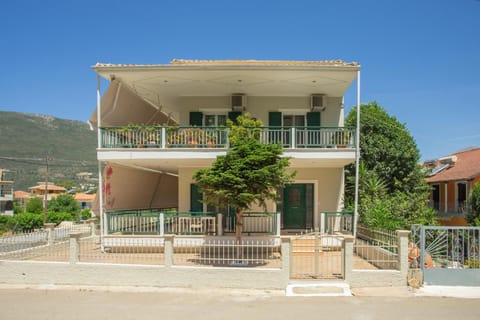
[283,184,307,229]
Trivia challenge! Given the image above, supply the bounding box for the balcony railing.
[105,209,280,236]
[429,200,471,214]
[99,126,356,149]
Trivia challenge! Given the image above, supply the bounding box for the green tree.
[193,113,295,241]
[345,102,435,229]
[26,197,43,214]
[466,182,480,226]
[47,194,81,219]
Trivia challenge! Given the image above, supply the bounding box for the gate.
[290,233,344,279]
[412,225,480,286]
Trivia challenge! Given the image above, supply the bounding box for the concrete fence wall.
[0,229,411,290]
[0,236,290,290]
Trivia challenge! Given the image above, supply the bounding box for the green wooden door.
[283,184,307,229]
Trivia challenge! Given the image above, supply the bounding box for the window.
[204,114,227,127]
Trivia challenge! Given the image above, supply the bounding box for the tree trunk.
[235,209,243,262]
[235,209,243,242]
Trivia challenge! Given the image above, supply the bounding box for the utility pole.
[43,156,49,225]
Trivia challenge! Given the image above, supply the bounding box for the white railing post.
[161,127,166,148]
[159,212,165,235]
[69,232,82,264]
[314,211,321,232]
[276,212,281,236]
[164,235,174,267]
[217,213,223,236]
[291,127,296,149]
[44,223,55,245]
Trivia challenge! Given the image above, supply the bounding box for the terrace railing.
[323,211,354,235]
[99,126,356,149]
[224,212,279,235]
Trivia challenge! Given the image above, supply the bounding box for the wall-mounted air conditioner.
[231,93,246,111]
[310,94,327,112]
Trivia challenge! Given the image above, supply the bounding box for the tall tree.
[193,113,295,241]
[345,102,435,229]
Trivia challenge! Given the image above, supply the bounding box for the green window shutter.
[228,111,242,124]
[306,112,321,127]
[190,184,203,212]
[189,112,203,126]
[268,112,282,127]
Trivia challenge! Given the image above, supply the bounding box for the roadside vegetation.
[0,193,91,234]
[344,102,436,230]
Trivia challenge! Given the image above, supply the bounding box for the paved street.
[0,287,479,320]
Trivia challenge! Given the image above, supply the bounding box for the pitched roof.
[74,193,96,201]
[28,184,66,191]
[14,190,30,199]
[426,147,480,183]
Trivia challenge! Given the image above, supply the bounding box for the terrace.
[99,126,355,149]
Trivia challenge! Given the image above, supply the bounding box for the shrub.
[26,197,43,214]
[46,212,74,225]
[11,213,43,232]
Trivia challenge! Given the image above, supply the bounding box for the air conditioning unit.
[310,94,327,112]
[231,93,246,111]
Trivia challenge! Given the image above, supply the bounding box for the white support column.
[161,127,166,149]
[96,75,105,243]
[159,212,165,236]
[353,70,361,240]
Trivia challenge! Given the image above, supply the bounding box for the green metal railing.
[99,126,356,149]
[323,211,354,235]
[106,210,216,235]
[224,212,279,235]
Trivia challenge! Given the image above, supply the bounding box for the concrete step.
[286,282,352,297]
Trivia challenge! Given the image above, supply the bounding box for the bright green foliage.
[193,113,295,239]
[47,194,81,220]
[11,213,43,232]
[13,200,24,214]
[345,102,435,229]
[46,212,75,225]
[467,182,480,226]
[26,197,44,214]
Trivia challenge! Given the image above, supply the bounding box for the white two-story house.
[89,59,360,237]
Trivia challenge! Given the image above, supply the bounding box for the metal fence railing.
[410,225,480,269]
[224,212,279,235]
[173,237,282,268]
[0,223,92,262]
[290,233,344,279]
[323,211,354,234]
[354,225,399,270]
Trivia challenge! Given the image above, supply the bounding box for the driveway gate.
[290,233,344,279]
[412,225,480,286]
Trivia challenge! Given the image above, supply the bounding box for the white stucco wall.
[177,96,343,126]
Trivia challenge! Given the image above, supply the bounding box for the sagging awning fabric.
[89,79,174,129]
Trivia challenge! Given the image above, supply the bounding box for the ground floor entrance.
[281,183,314,230]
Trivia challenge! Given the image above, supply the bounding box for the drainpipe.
[96,75,105,243]
[353,70,361,240]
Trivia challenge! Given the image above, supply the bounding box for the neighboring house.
[28,182,66,201]
[425,147,480,225]
[74,192,96,210]
[0,168,14,216]
[90,59,360,236]
[13,190,30,211]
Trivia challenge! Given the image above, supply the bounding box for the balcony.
[99,126,356,149]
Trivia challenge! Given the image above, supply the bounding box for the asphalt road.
[1,287,479,320]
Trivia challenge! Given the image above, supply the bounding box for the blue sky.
[0,0,479,161]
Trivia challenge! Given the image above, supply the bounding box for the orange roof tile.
[74,193,96,201]
[426,147,480,183]
[14,190,30,199]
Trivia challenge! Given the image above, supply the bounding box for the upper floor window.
[204,114,227,127]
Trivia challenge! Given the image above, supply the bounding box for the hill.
[0,111,97,191]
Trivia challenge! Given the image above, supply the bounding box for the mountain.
[0,111,97,191]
